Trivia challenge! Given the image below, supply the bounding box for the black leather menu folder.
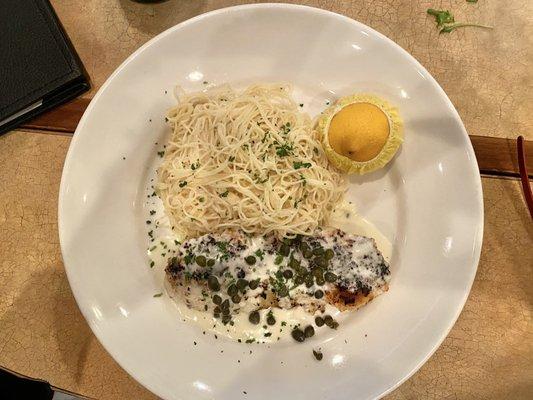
[0,0,89,135]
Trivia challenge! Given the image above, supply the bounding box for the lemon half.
[317,94,403,174]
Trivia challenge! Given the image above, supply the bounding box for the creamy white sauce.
[166,278,341,343]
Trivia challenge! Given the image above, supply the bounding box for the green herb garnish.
[184,252,194,265]
[254,249,265,260]
[427,8,454,27]
[280,122,291,135]
[275,142,294,157]
[228,156,235,162]
[219,190,229,198]
[157,151,165,157]
[153,292,163,297]
[293,161,312,170]
[427,8,492,34]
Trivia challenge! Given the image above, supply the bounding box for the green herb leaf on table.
[427,9,454,27]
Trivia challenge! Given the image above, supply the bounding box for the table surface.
[1,1,532,399]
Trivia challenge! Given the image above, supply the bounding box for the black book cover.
[0,0,90,135]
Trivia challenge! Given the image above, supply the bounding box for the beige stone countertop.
[1,130,532,399]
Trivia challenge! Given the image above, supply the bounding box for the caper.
[323,315,333,325]
[231,294,241,304]
[291,328,305,342]
[304,274,314,288]
[314,290,324,299]
[315,316,324,326]
[330,321,339,330]
[212,294,222,305]
[249,310,260,325]
[304,325,315,338]
[278,286,289,297]
[303,249,313,259]
[315,276,325,286]
[279,243,290,256]
[324,272,338,283]
[300,242,310,253]
[283,269,293,279]
[266,314,276,325]
[324,249,334,260]
[237,279,248,291]
[312,267,324,279]
[207,258,216,267]
[295,264,307,275]
[221,299,230,310]
[294,275,304,285]
[249,279,260,290]
[213,306,221,314]
[314,256,327,268]
[222,315,231,325]
[244,255,256,265]
[195,255,207,267]
[227,284,238,296]
[207,275,220,291]
[288,257,300,269]
[312,247,324,256]
[222,307,231,316]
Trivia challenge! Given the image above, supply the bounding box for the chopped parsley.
[299,173,307,186]
[313,147,319,155]
[261,131,270,143]
[219,190,229,198]
[149,260,155,268]
[254,249,265,260]
[178,181,188,188]
[149,210,156,215]
[275,142,294,157]
[157,151,165,157]
[228,156,235,162]
[153,292,163,297]
[245,338,256,344]
[299,103,304,107]
[184,252,195,265]
[279,122,291,135]
[217,241,230,261]
[293,161,312,170]
[199,197,205,203]
[252,172,268,184]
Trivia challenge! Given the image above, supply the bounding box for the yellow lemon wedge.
[317,94,403,174]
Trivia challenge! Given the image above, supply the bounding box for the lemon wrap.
[317,94,403,174]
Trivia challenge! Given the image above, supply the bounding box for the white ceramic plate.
[59,4,483,400]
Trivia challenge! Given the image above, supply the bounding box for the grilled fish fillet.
[165,229,390,316]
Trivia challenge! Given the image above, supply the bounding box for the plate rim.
[58,3,484,399]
